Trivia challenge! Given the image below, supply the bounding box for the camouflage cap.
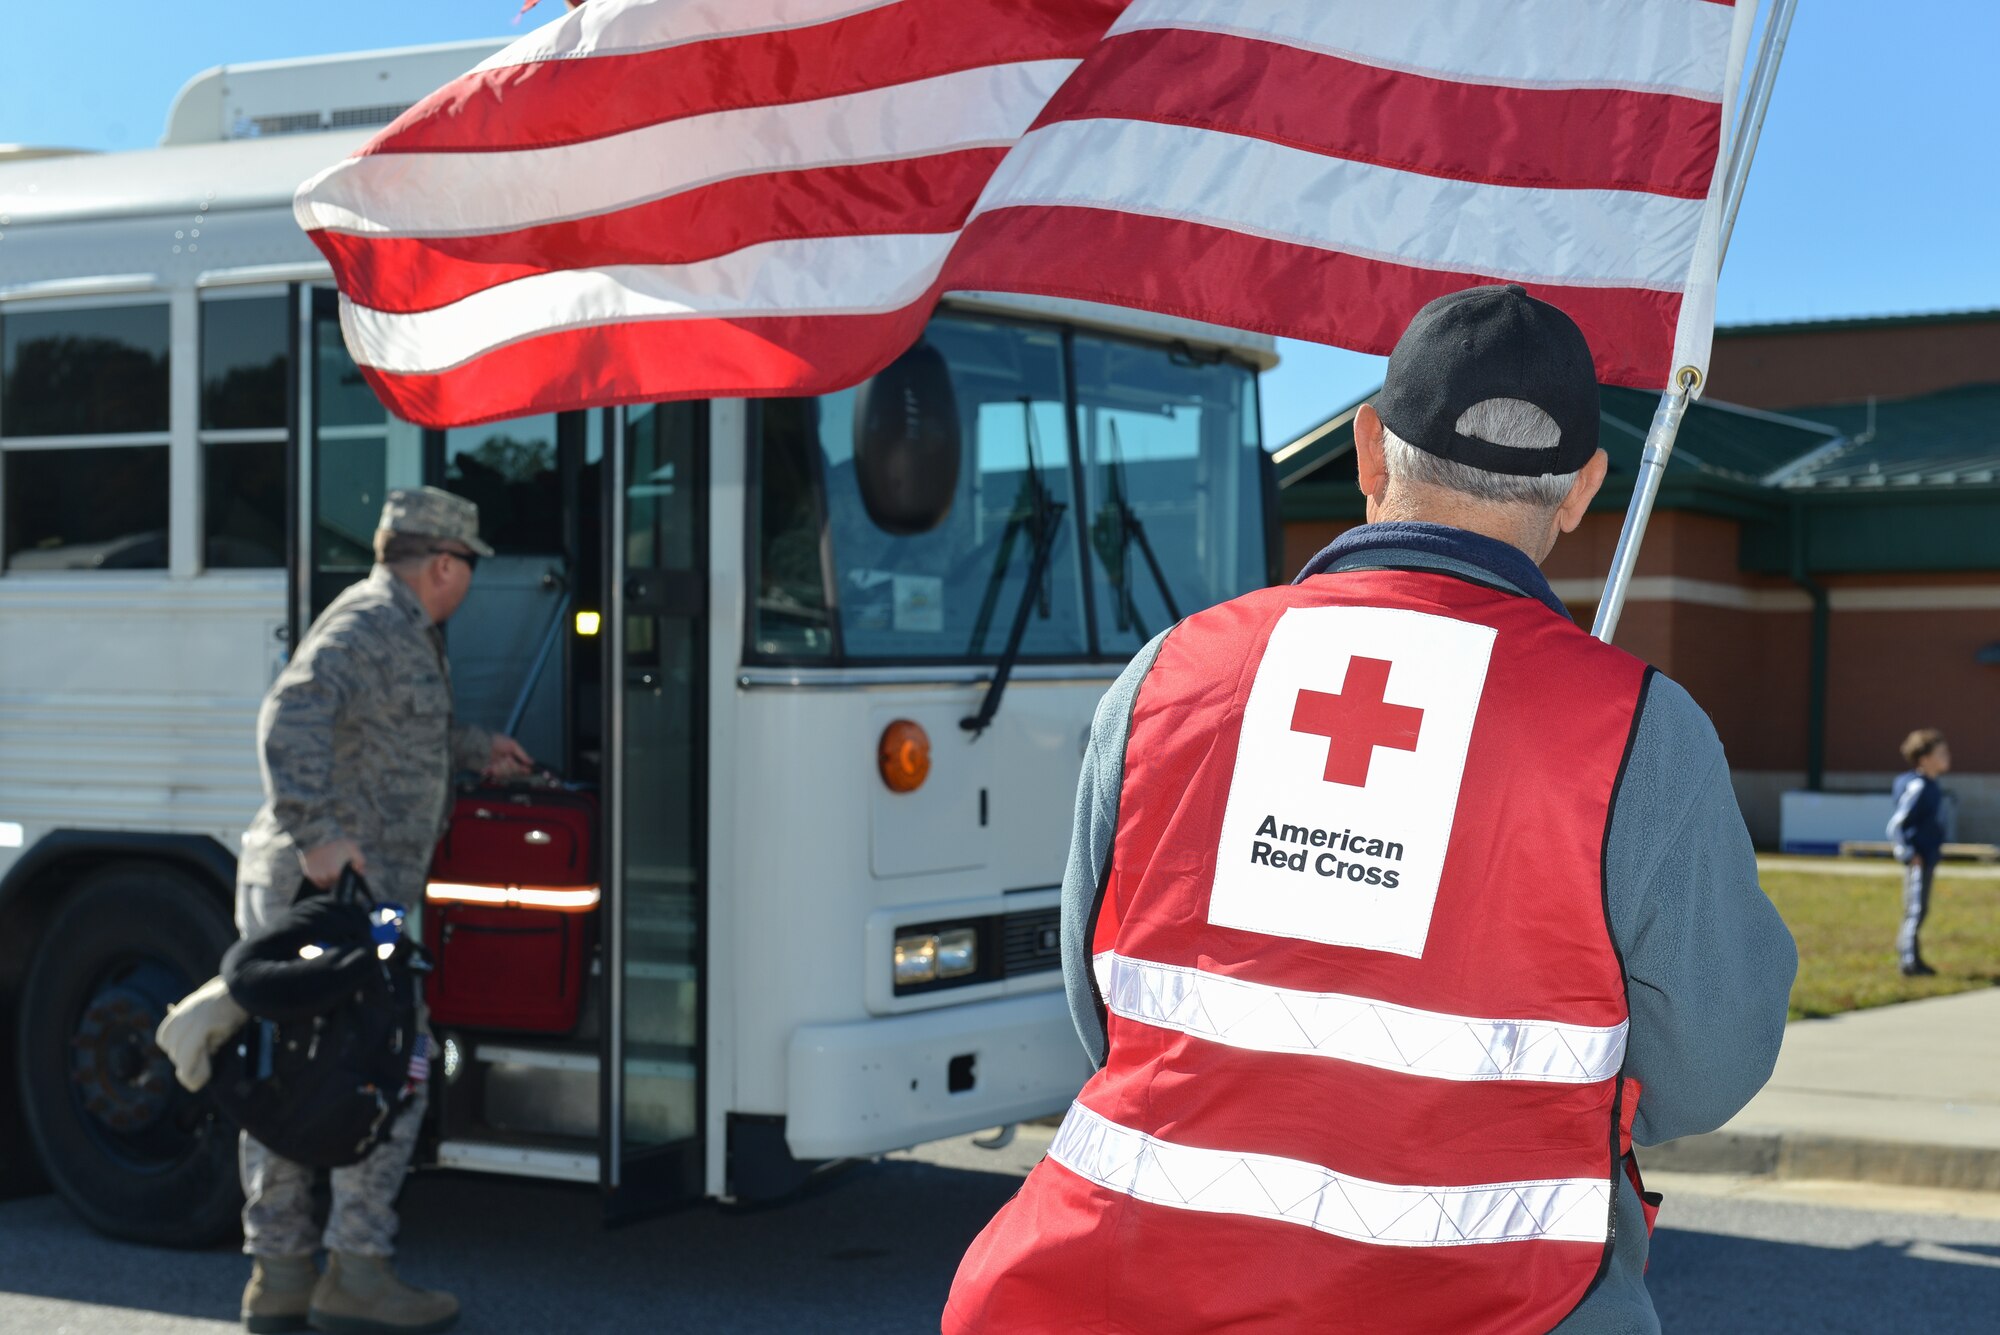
[378,486,494,557]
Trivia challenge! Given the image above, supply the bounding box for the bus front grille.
[1001,908,1062,978]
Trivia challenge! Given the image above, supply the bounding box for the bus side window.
[1,302,171,572]
[201,292,291,569]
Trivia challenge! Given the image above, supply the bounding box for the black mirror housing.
[852,341,961,535]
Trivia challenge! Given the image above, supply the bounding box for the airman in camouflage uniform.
[236,487,530,1334]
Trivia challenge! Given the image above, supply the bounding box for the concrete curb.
[1644,1129,2000,1193]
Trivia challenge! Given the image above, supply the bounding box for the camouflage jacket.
[239,566,491,906]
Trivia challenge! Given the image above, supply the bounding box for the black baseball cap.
[1374,284,1600,477]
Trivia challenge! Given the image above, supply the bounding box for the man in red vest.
[945,285,1796,1335]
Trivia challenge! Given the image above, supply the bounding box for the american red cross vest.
[947,569,1652,1335]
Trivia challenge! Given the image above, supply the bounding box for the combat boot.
[307,1252,459,1334]
[243,1254,317,1333]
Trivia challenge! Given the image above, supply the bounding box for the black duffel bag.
[208,870,424,1168]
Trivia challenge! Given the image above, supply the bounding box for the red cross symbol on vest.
[1290,656,1425,786]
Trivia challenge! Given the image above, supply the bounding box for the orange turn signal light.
[878,719,931,793]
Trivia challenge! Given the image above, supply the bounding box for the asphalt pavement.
[3,1130,1998,1334]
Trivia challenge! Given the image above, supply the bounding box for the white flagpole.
[1588,369,1698,643]
[1591,0,1798,644]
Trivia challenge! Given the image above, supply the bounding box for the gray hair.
[1381,397,1579,509]
[374,529,434,566]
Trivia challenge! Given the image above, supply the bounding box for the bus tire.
[0,1048,50,1202]
[16,863,243,1247]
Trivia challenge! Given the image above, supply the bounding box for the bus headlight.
[934,928,977,979]
[894,932,940,985]
[893,924,982,992]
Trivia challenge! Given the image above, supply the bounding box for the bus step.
[472,1043,695,1081]
[434,1139,598,1183]
[474,1042,597,1073]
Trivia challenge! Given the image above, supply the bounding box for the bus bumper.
[785,990,1092,1160]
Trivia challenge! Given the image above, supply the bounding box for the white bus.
[0,42,1277,1242]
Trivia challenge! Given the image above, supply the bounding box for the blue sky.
[6,2,1996,448]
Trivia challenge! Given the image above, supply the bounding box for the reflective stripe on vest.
[1094,950,1628,1084]
[1048,1100,1613,1246]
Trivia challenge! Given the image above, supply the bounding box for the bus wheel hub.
[69,987,175,1133]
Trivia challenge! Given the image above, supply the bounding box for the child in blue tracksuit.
[1888,728,1951,976]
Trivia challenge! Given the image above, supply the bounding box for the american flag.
[296,0,1753,428]
[404,1032,431,1095]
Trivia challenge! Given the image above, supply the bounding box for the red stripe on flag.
[348,293,943,430]
[945,207,1681,389]
[1036,27,1723,199]
[312,149,1005,315]
[367,0,1130,156]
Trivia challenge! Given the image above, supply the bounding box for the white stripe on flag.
[1666,0,1758,386]
[338,231,955,374]
[1111,0,1737,100]
[1097,953,1627,1084]
[478,0,905,71]
[297,60,1078,237]
[973,118,1705,290]
[1049,1102,1613,1247]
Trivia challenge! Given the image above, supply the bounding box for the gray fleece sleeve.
[1061,631,1171,1068]
[1607,673,1797,1146]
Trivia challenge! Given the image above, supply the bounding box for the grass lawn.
[1759,860,2000,1019]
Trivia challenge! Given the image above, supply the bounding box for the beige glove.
[154,975,250,1093]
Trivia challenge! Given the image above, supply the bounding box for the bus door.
[303,287,575,710]
[602,401,708,1216]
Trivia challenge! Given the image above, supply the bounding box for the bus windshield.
[753,312,1265,663]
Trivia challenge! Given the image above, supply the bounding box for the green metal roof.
[1271,394,1369,488]
[1764,383,2000,490]
[1275,385,1842,522]
[1274,379,2000,575]
[1598,387,1842,484]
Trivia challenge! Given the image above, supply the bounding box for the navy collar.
[1292,521,1570,620]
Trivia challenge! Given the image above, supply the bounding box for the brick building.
[1276,309,2000,846]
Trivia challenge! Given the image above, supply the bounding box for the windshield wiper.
[1091,419,1181,641]
[969,400,1058,654]
[964,400,1066,738]
[961,495,1065,738]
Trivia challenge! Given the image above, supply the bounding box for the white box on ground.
[1779,789,1955,854]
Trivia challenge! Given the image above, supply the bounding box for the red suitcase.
[432,787,594,888]
[425,786,598,1034]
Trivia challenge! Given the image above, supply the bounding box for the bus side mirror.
[852,341,961,535]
